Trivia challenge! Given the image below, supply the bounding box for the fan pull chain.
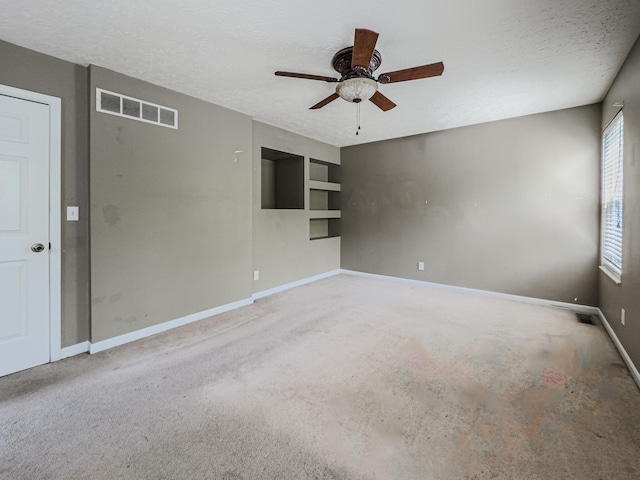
[356,102,361,135]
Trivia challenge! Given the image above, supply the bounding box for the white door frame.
[0,84,62,362]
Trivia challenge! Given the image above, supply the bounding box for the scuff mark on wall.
[103,205,120,225]
[116,126,125,145]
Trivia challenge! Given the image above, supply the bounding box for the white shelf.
[309,180,341,192]
[310,234,341,241]
[308,210,341,219]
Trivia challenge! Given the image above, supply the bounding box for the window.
[601,111,624,281]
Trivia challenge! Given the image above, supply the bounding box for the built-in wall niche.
[308,158,340,240]
[310,218,340,240]
[261,147,304,209]
[309,158,340,183]
[310,189,340,211]
[309,158,341,211]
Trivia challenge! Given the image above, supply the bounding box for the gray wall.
[89,66,253,342]
[0,40,90,347]
[341,105,601,305]
[252,122,340,293]
[599,36,640,368]
[0,38,342,347]
[3,37,626,356]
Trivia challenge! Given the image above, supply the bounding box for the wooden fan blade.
[378,62,444,84]
[351,28,379,70]
[275,71,339,83]
[310,93,340,110]
[369,91,396,111]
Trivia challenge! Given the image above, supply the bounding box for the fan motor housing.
[332,47,382,80]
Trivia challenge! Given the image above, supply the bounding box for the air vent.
[96,88,178,129]
[576,313,597,325]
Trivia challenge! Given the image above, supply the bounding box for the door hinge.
[49,242,52,250]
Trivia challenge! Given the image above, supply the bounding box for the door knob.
[31,243,45,253]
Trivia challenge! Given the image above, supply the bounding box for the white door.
[0,94,50,377]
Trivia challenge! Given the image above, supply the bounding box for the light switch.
[67,206,79,221]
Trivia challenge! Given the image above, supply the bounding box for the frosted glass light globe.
[336,77,378,103]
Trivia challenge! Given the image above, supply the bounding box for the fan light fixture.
[275,28,445,135]
[336,77,378,103]
[275,28,444,112]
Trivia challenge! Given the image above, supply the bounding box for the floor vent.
[96,88,178,129]
[576,313,597,325]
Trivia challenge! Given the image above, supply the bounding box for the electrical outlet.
[253,270,259,281]
[621,308,625,326]
[418,261,425,271]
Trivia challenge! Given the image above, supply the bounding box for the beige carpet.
[1,274,639,479]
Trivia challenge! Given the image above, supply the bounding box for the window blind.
[601,112,624,277]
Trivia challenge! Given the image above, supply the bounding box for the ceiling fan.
[275,28,444,111]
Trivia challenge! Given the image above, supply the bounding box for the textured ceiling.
[1,0,639,147]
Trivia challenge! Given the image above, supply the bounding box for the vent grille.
[96,88,178,129]
[576,313,597,325]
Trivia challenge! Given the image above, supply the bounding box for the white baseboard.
[597,309,640,390]
[51,271,640,393]
[339,269,600,315]
[87,269,342,356]
[89,297,254,354]
[341,269,640,389]
[252,269,341,300]
[58,341,90,359]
